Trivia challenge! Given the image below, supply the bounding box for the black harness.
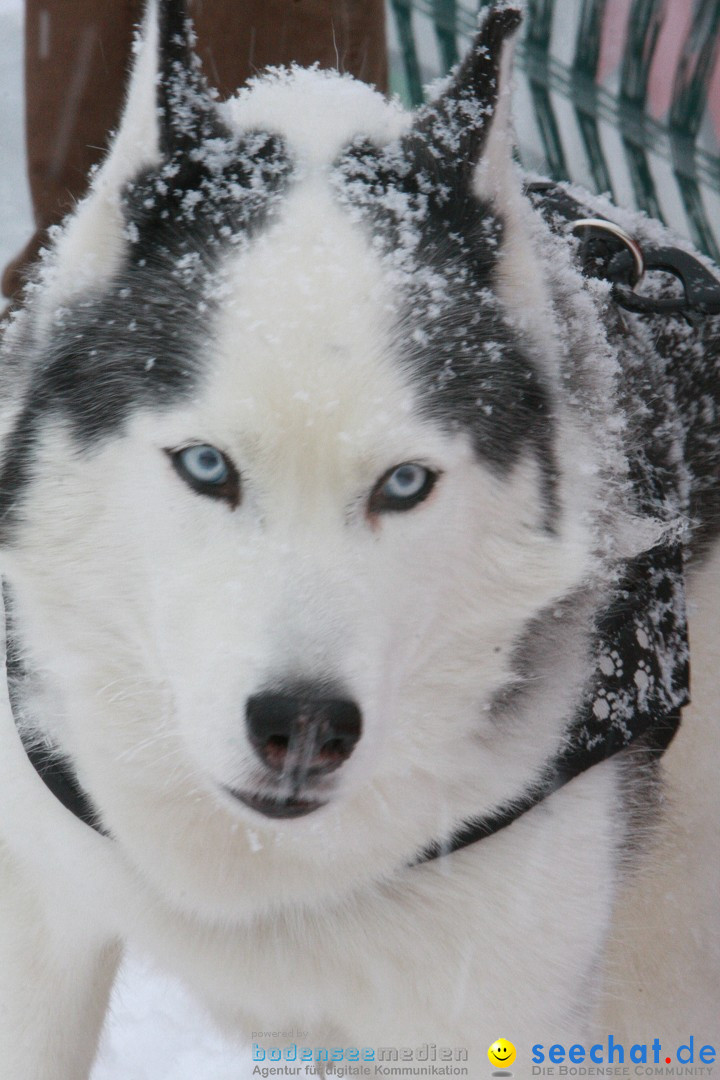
[9,183,717,861]
[414,541,689,863]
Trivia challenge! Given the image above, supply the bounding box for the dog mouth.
[227,788,327,819]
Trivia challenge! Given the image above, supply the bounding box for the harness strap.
[413,712,681,864]
[413,540,688,865]
[525,180,720,316]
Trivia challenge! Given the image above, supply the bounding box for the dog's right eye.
[167,444,241,507]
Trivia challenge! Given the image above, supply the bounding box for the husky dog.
[0,1,718,1076]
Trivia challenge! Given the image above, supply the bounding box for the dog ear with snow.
[153,0,225,156]
[401,3,522,197]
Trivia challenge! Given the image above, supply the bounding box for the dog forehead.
[195,184,422,451]
[196,71,414,433]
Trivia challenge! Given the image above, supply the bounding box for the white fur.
[0,12,716,1079]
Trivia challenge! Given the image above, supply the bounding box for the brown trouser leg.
[2,0,388,300]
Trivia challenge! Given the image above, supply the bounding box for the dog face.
[0,3,604,914]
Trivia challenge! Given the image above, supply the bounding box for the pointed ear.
[401,3,522,197]
[102,0,226,182]
[31,0,228,317]
[154,0,228,157]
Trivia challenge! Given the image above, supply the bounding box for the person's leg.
[2,0,387,302]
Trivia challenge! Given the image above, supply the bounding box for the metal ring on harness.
[571,218,645,287]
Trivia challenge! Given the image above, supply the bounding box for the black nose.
[245,692,362,777]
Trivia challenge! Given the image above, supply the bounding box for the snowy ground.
[92,957,255,1080]
[0,2,256,1075]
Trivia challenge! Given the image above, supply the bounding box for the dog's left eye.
[369,463,438,513]
[168,444,240,507]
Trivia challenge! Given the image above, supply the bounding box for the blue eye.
[369,463,438,514]
[179,445,228,484]
[168,444,240,506]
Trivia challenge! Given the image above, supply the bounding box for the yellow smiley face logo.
[488,1039,517,1068]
